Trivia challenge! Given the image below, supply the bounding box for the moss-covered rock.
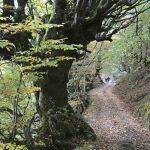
[38,107,96,150]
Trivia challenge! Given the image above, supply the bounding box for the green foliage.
[0,1,83,147]
[13,39,81,72]
[0,40,15,51]
[26,0,53,16]
[75,143,93,150]
[0,62,40,142]
[0,143,28,150]
[101,8,150,76]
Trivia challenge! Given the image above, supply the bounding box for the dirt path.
[86,83,150,150]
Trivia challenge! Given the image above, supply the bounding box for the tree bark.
[36,59,96,149]
[3,0,14,17]
[35,2,95,147]
[14,0,28,22]
[36,60,76,148]
[38,61,73,113]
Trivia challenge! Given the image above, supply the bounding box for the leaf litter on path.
[85,84,150,150]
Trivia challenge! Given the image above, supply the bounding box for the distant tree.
[104,6,150,73]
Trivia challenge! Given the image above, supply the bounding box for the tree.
[0,0,150,149]
[103,6,150,74]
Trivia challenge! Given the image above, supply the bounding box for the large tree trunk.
[34,1,96,148]
[36,60,95,149]
[36,61,74,149]
[39,61,72,113]
[37,0,71,112]
[3,0,14,17]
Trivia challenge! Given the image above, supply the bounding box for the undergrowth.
[134,95,150,129]
[114,67,150,129]
[75,143,93,150]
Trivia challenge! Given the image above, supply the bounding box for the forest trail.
[86,83,150,150]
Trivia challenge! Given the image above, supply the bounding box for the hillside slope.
[113,67,150,129]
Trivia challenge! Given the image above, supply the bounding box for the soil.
[85,83,150,150]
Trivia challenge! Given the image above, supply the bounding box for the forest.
[0,0,150,150]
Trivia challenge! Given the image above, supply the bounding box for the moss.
[38,107,96,149]
[69,99,81,109]
[75,143,93,150]
[84,101,94,116]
